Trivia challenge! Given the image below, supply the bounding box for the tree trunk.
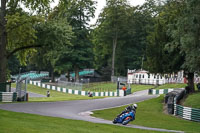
[67,71,70,82]
[0,0,7,82]
[187,72,195,93]
[75,67,79,82]
[111,33,118,76]
[50,69,55,82]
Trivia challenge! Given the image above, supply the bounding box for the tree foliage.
[0,0,53,82]
[145,0,200,92]
[92,0,153,76]
[49,0,96,81]
[29,19,73,81]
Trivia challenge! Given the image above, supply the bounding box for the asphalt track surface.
[0,90,184,133]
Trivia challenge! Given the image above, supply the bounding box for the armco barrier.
[174,102,200,122]
[148,88,174,95]
[0,92,17,102]
[149,88,200,122]
[29,80,127,97]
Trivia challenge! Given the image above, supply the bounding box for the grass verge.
[183,92,200,109]
[83,82,154,93]
[130,84,154,93]
[0,109,164,133]
[11,84,103,102]
[155,83,187,89]
[92,96,200,133]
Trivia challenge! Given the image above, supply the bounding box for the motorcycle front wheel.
[113,118,117,124]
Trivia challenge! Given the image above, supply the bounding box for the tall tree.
[92,0,131,77]
[0,0,52,82]
[29,19,73,81]
[145,0,200,92]
[51,0,96,82]
[167,0,200,92]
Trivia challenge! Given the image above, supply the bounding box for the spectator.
[122,85,127,96]
[47,90,50,97]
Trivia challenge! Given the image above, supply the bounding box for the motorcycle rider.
[117,104,137,120]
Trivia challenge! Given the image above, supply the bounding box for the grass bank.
[183,92,200,109]
[155,83,187,89]
[83,82,154,93]
[11,84,103,102]
[0,109,163,133]
[92,96,200,133]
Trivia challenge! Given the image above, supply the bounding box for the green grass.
[83,82,154,93]
[11,84,103,102]
[183,92,200,109]
[155,83,187,89]
[92,96,200,133]
[0,109,164,133]
[130,84,154,93]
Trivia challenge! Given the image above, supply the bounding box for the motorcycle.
[113,110,135,125]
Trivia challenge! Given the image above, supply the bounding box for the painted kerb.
[148,89,174,95]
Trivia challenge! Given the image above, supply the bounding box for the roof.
[70,70,94,78]
[128,69,149,74]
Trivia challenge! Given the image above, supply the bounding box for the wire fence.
[16,77,28,101]
[57,80,83,91]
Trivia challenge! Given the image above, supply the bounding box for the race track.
[0,90,184,133]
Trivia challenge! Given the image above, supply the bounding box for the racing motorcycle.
[113,104,137,125]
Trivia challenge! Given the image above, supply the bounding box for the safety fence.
[174,102,200,122]
[58,80,83,91]
[148,88,174,95]
[28,80,130,97]
[0,92,17,102]
[16,77,28,101]
[149,88,200,122]
[128,78,200,85]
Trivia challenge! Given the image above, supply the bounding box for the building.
[127,69,165,85]
[70,69,102,83]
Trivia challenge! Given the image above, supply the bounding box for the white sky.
[51,0,146,25]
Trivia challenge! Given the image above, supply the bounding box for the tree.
[29,19,73,81]
[0,0,52,82]
[92,0,155,77]
[167,0,200,92]
[145,0,200,92]
[51,0,96,82]
[92,0,132,77]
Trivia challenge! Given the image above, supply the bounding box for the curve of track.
[0,90,184,133]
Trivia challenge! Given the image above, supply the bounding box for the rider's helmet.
[132,104,137,110]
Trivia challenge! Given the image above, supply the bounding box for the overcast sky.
[51,0,146,25]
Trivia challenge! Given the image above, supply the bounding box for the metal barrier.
[174,102,200,122]
[0,92,17,102]
[126,88,131,95]
[28,80,131,97]
[148,88,174,95]
[149,88,200,122]
[29,80,119,97]
[58,80,83,91]
[16,77,28,101]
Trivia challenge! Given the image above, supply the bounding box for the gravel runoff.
[0,90,184,133]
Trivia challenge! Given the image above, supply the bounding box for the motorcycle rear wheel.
[122,118,131,125]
